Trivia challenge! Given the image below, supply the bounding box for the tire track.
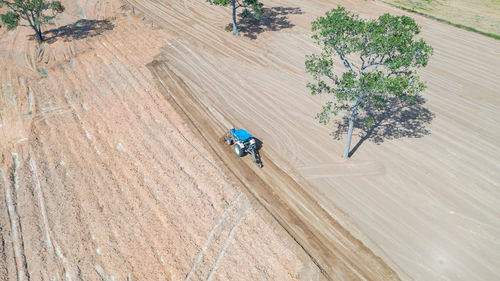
[28,157,74,281]
[184,193,242,281]
[205,197,251,281]
[3,154,30,281]
[63,90,101,156]
[185,192,251,281]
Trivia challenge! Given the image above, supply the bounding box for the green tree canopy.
[306,6,433,158]
[207,0,263,35]
[0,0,64,42]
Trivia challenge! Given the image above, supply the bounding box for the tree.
[0,0,64,42]
[305,6,433,158]
[207,0,263,35]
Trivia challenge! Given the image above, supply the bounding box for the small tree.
[306,7,433,158]
[207,0,263,35]
[0,0,64,42]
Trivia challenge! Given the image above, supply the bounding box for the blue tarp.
[231,129,252,142]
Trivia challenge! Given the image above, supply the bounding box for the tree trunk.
[232,0,239,35]
[34,25,44,42]
[343,99,360,158]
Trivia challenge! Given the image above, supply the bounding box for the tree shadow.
[30,19,115,43]
[330,96,435,157]
[230,6,303,39]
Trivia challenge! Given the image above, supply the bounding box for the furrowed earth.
[0,0,499,280]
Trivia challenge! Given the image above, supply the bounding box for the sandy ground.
[128,0,500,280]
[149,61,402,280]
[0,0,325,280]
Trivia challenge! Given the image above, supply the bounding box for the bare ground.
[1,0,499,280]
[0,0,325,280]
[130,0,500,280]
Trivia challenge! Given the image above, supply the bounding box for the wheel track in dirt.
[28,157,73,280]
[2,154,30,281]
[185,192,252,281]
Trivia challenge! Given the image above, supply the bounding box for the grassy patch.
[383,1,500,40]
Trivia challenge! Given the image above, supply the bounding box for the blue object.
[231,129,253,142]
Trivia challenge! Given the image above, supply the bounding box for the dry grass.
[383,0,500,37]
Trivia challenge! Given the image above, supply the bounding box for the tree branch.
[4,1,21,14]
[235,0,243,9]
[326,72,339,85]
[386,69,409,78]
[360,54,367,73]
[336,47,356,75]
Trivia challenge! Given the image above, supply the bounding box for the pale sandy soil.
[0,0,324,280]
[129,0,500,280]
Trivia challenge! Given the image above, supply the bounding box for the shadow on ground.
[229,7,302,39]
[32,19,115,43]
[251,137,264,167]
[330,96,435,157]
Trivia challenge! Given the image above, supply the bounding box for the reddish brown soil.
[0,1,324,280]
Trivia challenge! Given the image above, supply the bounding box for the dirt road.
[129,0,500,280]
